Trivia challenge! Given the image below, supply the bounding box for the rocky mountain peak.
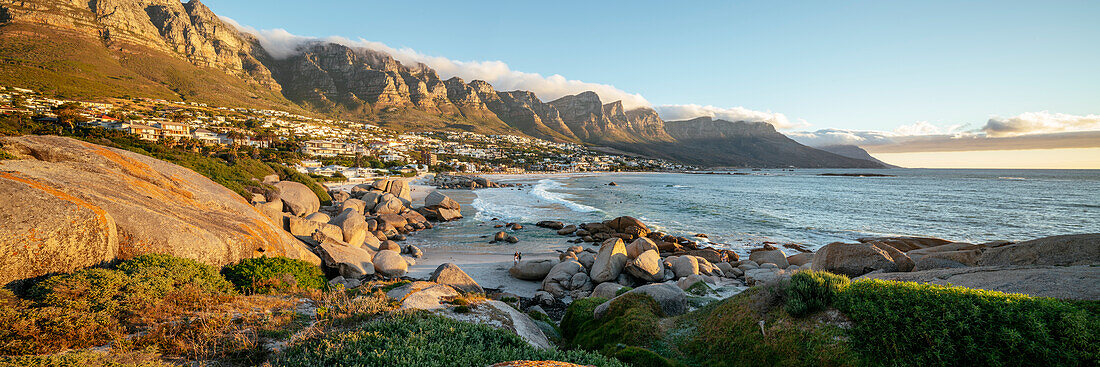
[602,101,625,119]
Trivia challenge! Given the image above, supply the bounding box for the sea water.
[408,169,1100,257]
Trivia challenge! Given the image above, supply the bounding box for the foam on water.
[528,179,601,213]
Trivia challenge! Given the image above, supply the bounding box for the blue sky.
[207,0,1099,158]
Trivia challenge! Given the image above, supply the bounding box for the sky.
[206,0,1100,168]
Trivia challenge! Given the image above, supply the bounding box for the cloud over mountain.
[222,18,651,110]
[653,104,809,130]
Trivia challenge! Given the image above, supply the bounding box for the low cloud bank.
[791,112,1100,152]
[653,104,809,129]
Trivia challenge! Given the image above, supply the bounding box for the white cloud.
[221,17,651,109]
[786,129,899,147]
[653,104,809,130]
[982,111,1100,137]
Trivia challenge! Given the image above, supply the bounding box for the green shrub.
[117,254,235,296]
[607,345,682,367]
[835,279,1099,366]
[785,271,850,317]
[560,297,607,342]
[30,268,130,314]
[271,314,625,367]
[685,281,714,296]
[453,305,470,313]
[615,286,633,296]
[222,257,325,294]
[569,293,665,352]
[680,287,858,367]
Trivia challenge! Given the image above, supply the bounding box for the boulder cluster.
[430,174,519,190]
[516,216,748,306]
[251,177,463,282]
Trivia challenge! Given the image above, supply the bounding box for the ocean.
[407,169,1100,257]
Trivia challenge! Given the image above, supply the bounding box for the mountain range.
[0,0,885,168]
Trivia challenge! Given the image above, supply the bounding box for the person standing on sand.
[514,251,522,266]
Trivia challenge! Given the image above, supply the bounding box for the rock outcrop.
[0,136,318,285]
[858,265,1100,301]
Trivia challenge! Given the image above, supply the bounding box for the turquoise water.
[410,169,1100,256]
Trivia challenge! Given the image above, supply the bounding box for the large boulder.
[284,215,342,239]
[625,250,664,282]
[606,216,649,237]
[907,242,987,266]
[509,259,556,280]
[313,231,374,279]
[329,209,369,247]
[425,191,460,209]
[274,181,320,216]
[0,136,318,285]
[594,283,688,319]
[978,234,1100,266]
[859,265,1100,300]
[429,263,483,294]
[811,242,899,277]
[749,248,789,268]
[387,179,412,203]
[668,255,700,278]
[626,237,659,259]
[869,242,914,272]
[541,260,585,298]
[372,194,406,215]
[436,299,553,350]
[340,198,368,215]
[857,236,952,252]
[787,252,815,267]
[590,238,629,283]
[589,282,625,299]
[421,191,462,221]
[373,250,408,277]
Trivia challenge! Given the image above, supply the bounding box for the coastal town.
[1,86,690,181]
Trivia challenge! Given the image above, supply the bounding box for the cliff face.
[549,92,673,145]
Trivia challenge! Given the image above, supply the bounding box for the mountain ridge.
[0,0,885,168]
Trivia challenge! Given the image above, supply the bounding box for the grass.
[270,313,626,367]
[222,256,326,295]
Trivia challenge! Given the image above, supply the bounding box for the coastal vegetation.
[0,254,621,366]
[560,271,1099,367]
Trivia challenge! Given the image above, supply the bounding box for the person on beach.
[514,251,522,266]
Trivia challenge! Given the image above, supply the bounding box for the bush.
[835,279,1099,366]
[222,257,325,294]
[785,271,850,317]
[560,297,607,342]
[271,314,625,367]
[681,287,858,367]
[117,254,235,296]
[615,286,633,296]
[607,345,682,367]
[569,293,665,352]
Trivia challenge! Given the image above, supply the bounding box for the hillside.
[648,117,887,168]
[817,144,900,168]
[0,0,884,168]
